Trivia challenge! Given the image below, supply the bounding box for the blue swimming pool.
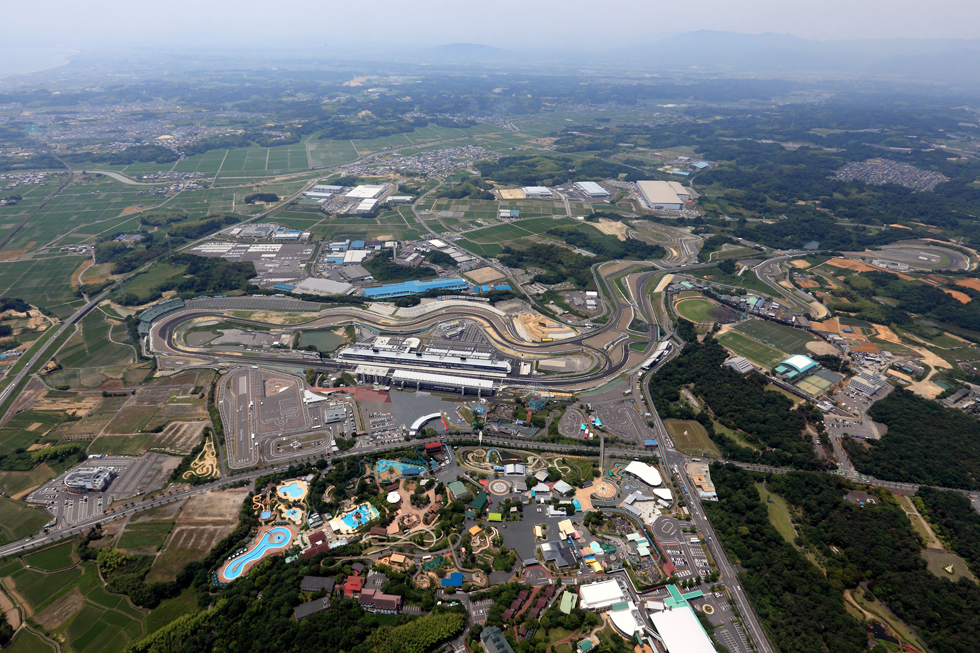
[260,510,272,520]
[285,508,302,521]
[340,503,379,529]
[279,481,306,500]
[376,459,426,476]
[222,527,292,580]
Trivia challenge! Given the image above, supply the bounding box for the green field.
[122,262,187,299]
[0,497,51,543]
[0,411,67,456]
[5,629,56,653]
[9,566,83,609]
[87,434,153,456]
[674,298,720,322]
[117,521,174,551]
[144,591,198,635]
[56,311,136,370]
[755,482,798,544]
[734,320,817,356]
[0,257,84,318]
[24,542,75,571]
[664,419,721,457]
[717,330,787,369]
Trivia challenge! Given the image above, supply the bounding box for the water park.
[277,479,309,502]
[329,502,381,535]
[218,526,296,582]
[375,459,429,478]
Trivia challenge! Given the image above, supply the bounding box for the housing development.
[1,25,980,653]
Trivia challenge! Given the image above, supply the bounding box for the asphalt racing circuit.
[146,263,695,392]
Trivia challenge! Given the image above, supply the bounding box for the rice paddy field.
[0,256,85,317]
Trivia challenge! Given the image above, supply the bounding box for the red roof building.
[343,575,364,598]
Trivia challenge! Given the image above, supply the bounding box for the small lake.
[298,330,346,352]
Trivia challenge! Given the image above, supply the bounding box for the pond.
[298,330,346,352]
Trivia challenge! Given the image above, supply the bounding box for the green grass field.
[117,521,174,551]
[0,497,51,542]
[24,542,75,571]
[87,434,153,456]
[735,320,817,355]
[144,591,198,635]
[674,298,719,323]
[0,411,67,456]
[122,262,187,298]
[717,331,787,369]
[755,482,798,544]
[664,419,721,457]
[0,257,84,318]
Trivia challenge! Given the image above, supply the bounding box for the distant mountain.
[597,31,980,82]
[422,43,516,61]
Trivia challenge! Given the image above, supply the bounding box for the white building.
[624,461,662,487]
[636,181,691,210]
[649,606,716,653]
[64,467,115,491]
[291,277,354,296]
[345,185,385,199]
[522,186,554,198]
[578,579,626,612]
[355,199,378,213]
[574,181,610,197]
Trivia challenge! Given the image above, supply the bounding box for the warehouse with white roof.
[345,185,385,199]
[574,181,610,197]
[649,606,716,653]
[636,181,691,210]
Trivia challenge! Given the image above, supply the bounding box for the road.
[82,170,156,186]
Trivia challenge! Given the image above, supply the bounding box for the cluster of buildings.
[294,568,403,621]
[224,223,307,242]
[344,145,498,178]
[302,183,388,214]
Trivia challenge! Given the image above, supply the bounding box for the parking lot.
[26,454,176,528]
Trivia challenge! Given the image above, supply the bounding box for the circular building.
[386,491,402,504]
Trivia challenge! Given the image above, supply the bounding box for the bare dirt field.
[514,312,576,342]
[34,586,83,630]
[0,585,21,629]
[594,219,629,241]
[147,489,247,583]
[810,317,841,334]
[826,258,877,272]
[805,340,840,356]
[870,323,902,344]
[152,422,206,454]
[464,267,506,284]
[944,289,972,304]
[955,278,980,292]
[498,189,525,199]
[789,259,811,269]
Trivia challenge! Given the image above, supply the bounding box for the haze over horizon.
[4,0,980,52]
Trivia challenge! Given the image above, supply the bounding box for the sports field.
[734,320,817,355]
[717,331,787,369]
[674,298,718,322]
[664,419,721,457]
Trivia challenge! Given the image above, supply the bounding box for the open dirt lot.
[789,259,811,269]
[147,489,247,583]
[944,289,972,304]
[152,421,206,454]
[594,219,629,241]
[464,267,506,284]
[514,312,576,341]
[498,189,525,199]
[805,340,840,355]
[826,258,877,272]
[34,586,83,630]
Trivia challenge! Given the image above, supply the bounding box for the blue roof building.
[480,285,490,292]
[495,284,511,290]
[774,355,819,380]
[273,284,295,291]
[441,572,464,588]
[362,278,469,299]
[351,240,366,249]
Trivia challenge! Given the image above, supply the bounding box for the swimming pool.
[341,503,379,529]
[260,510,272,520]
[284,508,303,521]
[376,459,426,476]
[221,527,292,581]
[278,481,307,501]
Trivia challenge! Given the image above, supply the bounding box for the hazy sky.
[5,0,980,50]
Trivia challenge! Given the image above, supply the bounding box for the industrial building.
[387,195,413,203]
[724,356,755,375]
[312,184,343,194]
[345,185,385,200]
[361,278,469,299]
[522,186,554,198]
[578,580,626,611]
[354,199,378,214]
[636,181,691,210]
[239,223,278,239]
[338,344,511,377]
[64,467,115,492]
[574,181,610,197]
[290,277,354,296]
